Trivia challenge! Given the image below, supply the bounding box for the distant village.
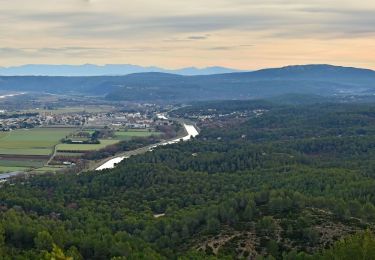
[0,110,173,131]
[176,109,267,122]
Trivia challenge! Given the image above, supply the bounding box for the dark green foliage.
[316,230,375,259]
[0,101,375,259]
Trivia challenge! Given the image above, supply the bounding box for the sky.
[1,0,375,70]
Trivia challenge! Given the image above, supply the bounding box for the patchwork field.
[0,156,48,173]
[0,128,76,155]
[0,128,76,173]
[0,128,162,173]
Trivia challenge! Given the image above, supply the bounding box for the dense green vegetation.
[0,101,375,259]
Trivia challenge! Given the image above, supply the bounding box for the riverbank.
[95,123,199,171]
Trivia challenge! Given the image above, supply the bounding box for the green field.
[0,166,29,173]
[56,152,85,157]
[0,128,161,173]
[0,160,44,168]
[114,130,161,140]
[56,139,119,152]
[22,106,114,115]
[0,128,76,155]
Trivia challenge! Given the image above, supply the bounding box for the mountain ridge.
[0,64,374,102]
[0,64,242,76]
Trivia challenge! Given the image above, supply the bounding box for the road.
[46,144,58,166]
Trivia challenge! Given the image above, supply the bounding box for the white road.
[0,93,25,99]
[95,156,130,171]
[164,124,199,145]
[96,123,199,171]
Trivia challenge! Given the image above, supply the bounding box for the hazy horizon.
[0,62,373,71]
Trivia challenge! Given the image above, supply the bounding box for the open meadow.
[0,128,76,155]
[0,166,29,173]
[114,129,162,140]
[56,139,119,152]
[0,127,76,172]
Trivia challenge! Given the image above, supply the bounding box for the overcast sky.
[1,0,375,69]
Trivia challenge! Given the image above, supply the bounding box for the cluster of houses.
[0,116,40,131]
[87,111,173,128]
[0,108,175,132]
[87,112,152,128]
[177,109,268,122]
[0,113,86,131]
[43,113,86,126]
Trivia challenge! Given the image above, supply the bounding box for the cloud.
[203,44,256,51]
[9,4,374,41]
[207,46,233,51]
[0,47,115,59]
[0,46,174,60]
[187,35,209,40]
[0,0,374,69]
[2,1,375,40]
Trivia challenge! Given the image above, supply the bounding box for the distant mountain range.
[0,64,374,102]
[0,64,242,76]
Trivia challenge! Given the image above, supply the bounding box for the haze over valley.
[0,64,241,76]
[1,64,375,102]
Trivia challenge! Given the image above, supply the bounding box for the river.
[0,93,26,99]
[96,123,199,171]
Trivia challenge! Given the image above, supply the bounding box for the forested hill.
[1,64,375,101]
[1,100,375,259]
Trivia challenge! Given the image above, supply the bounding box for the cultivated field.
[0,128,76,155]
[0,155,48,173]
[22,105,114,115]
[56,139,119,152]
[114,129,162,140]
[0,128,76,173]
[0,128,161,173]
